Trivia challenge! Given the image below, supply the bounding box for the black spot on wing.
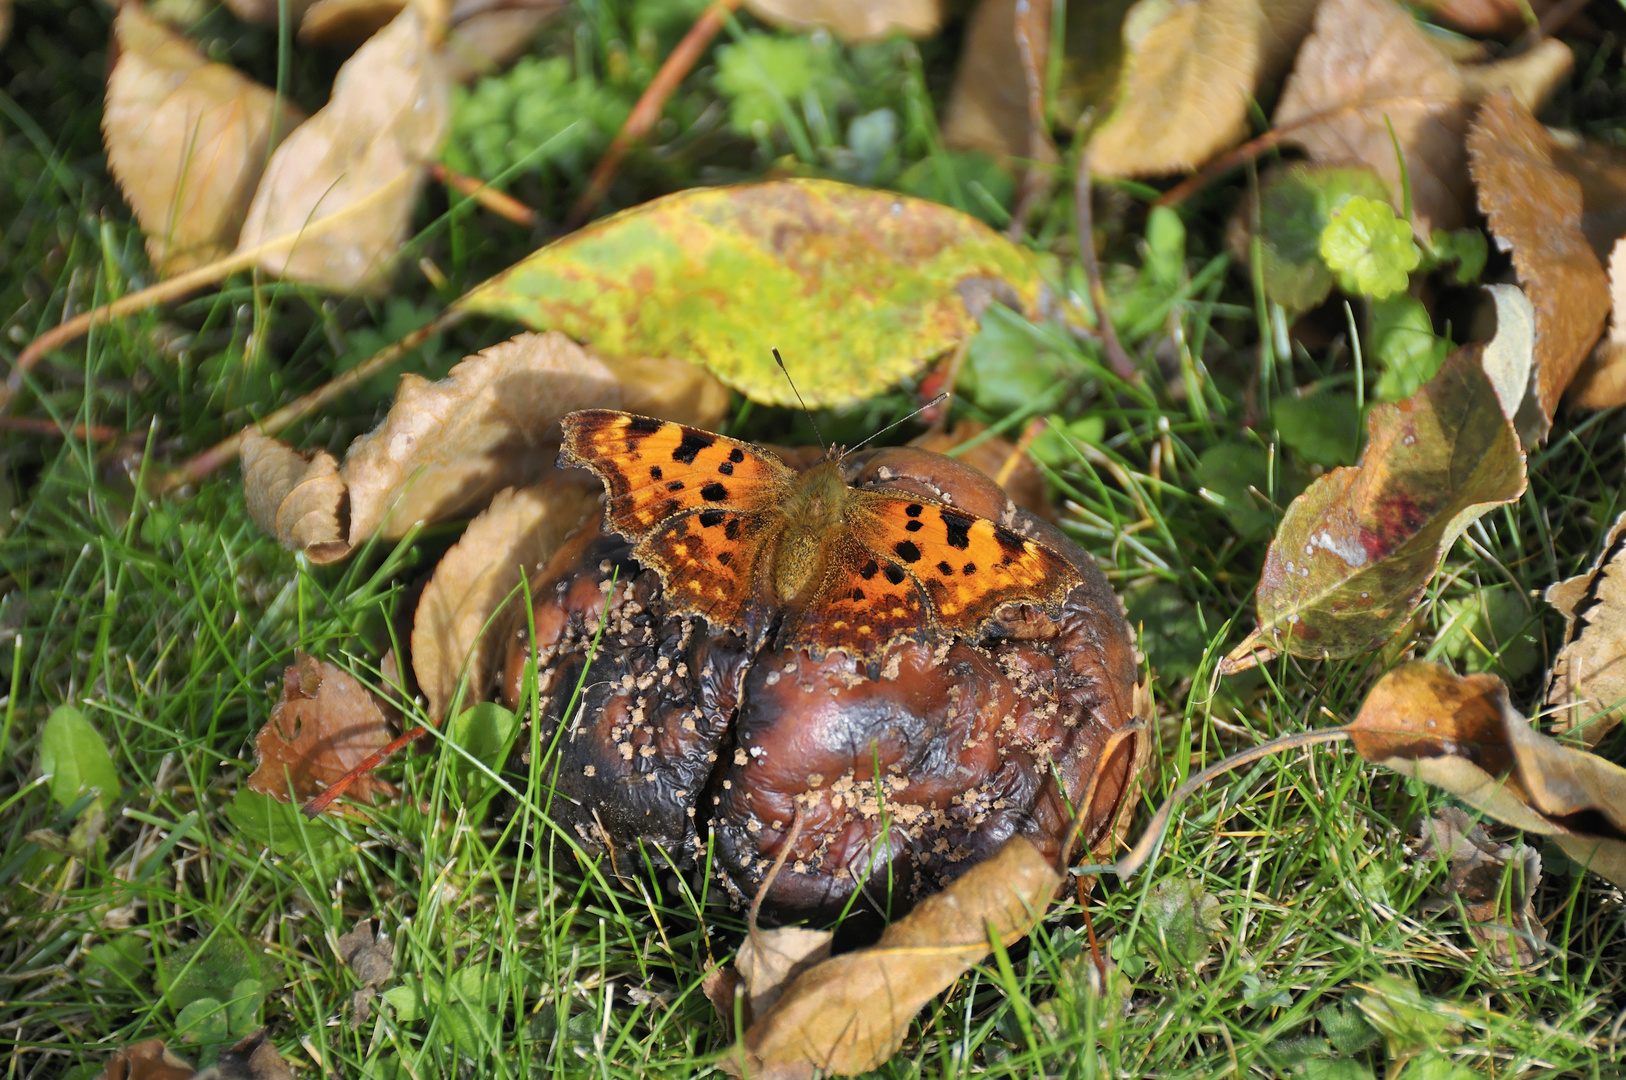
[963,562,977,575]
[717,550,733,566]
[667,480,685,492]
[700,482,728,502]
[672,429,715,465]
[718,462,734,476]
[628,416,663,436]
[649,465,663,480]
[937,561,953,575]
[905,504,922,517]
[993,526,1028,562]
[699,509,725,528]
[860,560,879,580]
[883,564,906,585]
[895,540,921,563]
[728,447,745,464]
[850,588,865,601]
[905,520,923,532]
[724,519,741,540]
[942,510,974,551]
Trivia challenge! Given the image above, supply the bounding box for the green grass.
[3,1,1626,1077]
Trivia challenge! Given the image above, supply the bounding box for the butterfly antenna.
[842,392,951,459]
[773,347,827,453]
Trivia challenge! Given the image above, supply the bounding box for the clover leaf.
[1319,195,1420,299]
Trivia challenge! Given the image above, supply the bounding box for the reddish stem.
[566,0,744,229]
[303,724,431,817]
[429,162,537,227]
[0,416,122,441]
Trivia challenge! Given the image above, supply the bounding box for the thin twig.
[1006,0,1057,241]
[304,724,431,818]
[566,0,743,229]
[429,163,537,227]
[1073,148,1136,380]
[0,416,122,441]
[1070,727,1352,880]
[171,307,469,487]
[748,806,805,946]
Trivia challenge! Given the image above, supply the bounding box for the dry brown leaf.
[336,921,395,987]
[597,354,730,431]
[744,0,938,43]
[94,1040,194,1080]
[939,0,1049,159]
[216,1031,296,1080]
[723,837,1060,1079]
[1546,133,1626,265]
[300,0,563,84]
[411,478,600,720]
[223,0,319,26]
[236,7,450,292]
[344,331,620,542]
[240,433,348,563]
[248,652,395,804]
[103,6,305,277]
[1416,0,1554,38]
[1086,0,1318,178]
[1273,0,1571,237]
[1416,807,1546,967]
[1468,91,1611,435]
[1349,660,1626,890]
[735,928,833,1023]
[702,965,747,1029]
[1545,510,1626,746]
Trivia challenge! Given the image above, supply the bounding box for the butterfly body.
[558,409,1084,663]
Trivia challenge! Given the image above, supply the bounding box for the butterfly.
[557,410,1085,662]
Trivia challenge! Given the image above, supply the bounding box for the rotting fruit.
[501,438,1141,925]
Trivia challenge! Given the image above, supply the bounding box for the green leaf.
[1372,294,1451,403]
[1124,583,1205,683]
[85,936,150,988]
[1235,343,1526,665]
[1427,228,1488,284]
[1355,975,1463,1060]
[1257,165,1393,313]
[174,997,230,1044]
[226,977,264,1035]
[161,934,279,1015]
[448,702,521,808]
[457,179,1057,407]
[38,704,121,814]
[1319,195,1420,299]
[1195,442,1274,538]
[963,306,1071,413]
[1317,1002,1380,1055]
[1436,586,1540,678]
[225,788,341,857]
[715,32,842,137]
[1273,388,1359,467]
[1144,877,1224,970]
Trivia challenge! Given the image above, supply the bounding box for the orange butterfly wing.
[559,410,793,642]
[786,491,1083,656]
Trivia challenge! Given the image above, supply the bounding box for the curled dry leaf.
[723,837,1059,1079]
[1224,334,1526,672]
[247,652,395,805]
[743,0,939,43]
[1567,239,1626,409]
[300,0,564,84]
[1273,0,1571,237]
[93,1040,194,1080]
[216,1031,296,1080]
[411,478,601,720]
[734,927,833,1023]
[939,0,1051,159]
[1544,510,1626,746]
[240,434,348,564]
[103,6,305,277]
[241,332,623,562]
[1349,660,1626,890]
[336,921,395,987]
[1417,807,1546,968]
[1468,92,1610,436]
[1086,0,1318,178]
[236,7,450,292]
[456,179,1064,408]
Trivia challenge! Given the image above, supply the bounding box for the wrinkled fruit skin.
[501,445,1138,924]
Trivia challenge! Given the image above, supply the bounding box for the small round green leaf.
[1319,195,1420,299]
[38,704,121,813]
